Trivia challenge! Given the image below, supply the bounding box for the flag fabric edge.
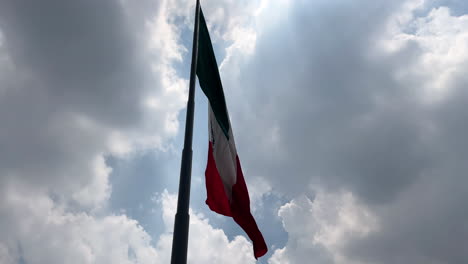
[196,7,268,260]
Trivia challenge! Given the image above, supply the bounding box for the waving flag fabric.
[196,8,268,259]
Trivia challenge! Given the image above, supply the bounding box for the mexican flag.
[196,8,268,259]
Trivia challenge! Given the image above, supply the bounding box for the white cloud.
[380,3,468,102]
[0,185,160,264]
[0,0,189,209]
[269,190,377,264]
[0,0,188,262]
[0,0,270,263]
[214,0,468,263]
[153,190,257,264]
[2,0,468,263]
[71,155,112,209]
[0,188,255,264]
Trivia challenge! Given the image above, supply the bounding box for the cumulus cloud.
[269,191,376,264]
[153,190,257,263]
[0,188,158,263]
[0,0,271,263]
[0,0,187,262]
[0,187,253,264]
[2,0,468,263]
[0,0,188,209]
[213,0,468,263]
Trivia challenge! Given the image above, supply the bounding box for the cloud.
[212,0,468,263]
[220,0,427,203]
[2,0,468,263]
[218,0,468,203]
[0,1,272,263]
[0,0,188,209]
[0,0,187,262]
[269,190,376,264]
[0,187,255,264]
[152,190,257,263]
[0,188,158,263]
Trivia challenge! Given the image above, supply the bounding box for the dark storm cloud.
[2,0,468,263]
[0,0,144,126]
[345,63,468,264]
[0,0,190,262]
[0,0,180,224]
[0,0,180,197]
[219,0,468,263]
[230,0,429,204]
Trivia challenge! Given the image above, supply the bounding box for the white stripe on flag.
[209,104,237,201]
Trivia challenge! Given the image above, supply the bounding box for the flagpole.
[170,0,200,263]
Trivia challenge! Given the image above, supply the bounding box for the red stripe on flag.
[204,142,268,259]
[205,142,232,216]
[231,155,268,259]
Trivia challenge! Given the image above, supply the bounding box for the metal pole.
[170,0,200,263]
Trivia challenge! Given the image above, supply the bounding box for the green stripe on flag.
[197,8,230,139]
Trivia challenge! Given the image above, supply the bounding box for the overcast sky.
[1,0,468,263]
